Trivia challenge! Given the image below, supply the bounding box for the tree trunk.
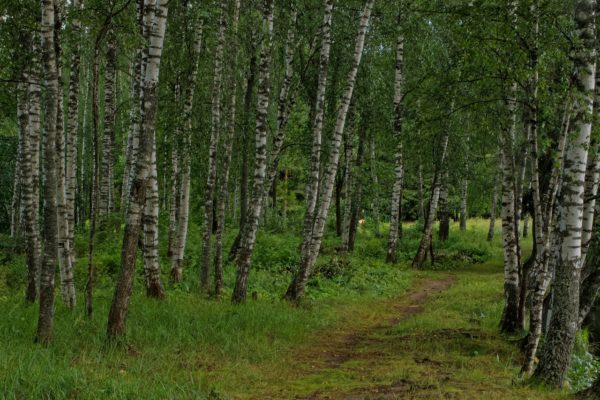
[107,0,169,340]
[85,42,102,317]
[263,4,297,210]
[285,0,374,301]
[459,178,468,231]
[498,83,521,334]
[214,0,241,296]
[348,122,367,251]
[340,128,354,251]
[142,139,164,298]
[201,0,228,291]
[36,0,60,344]
[412,130,450,269]
[370,134,381,237]
[54,2,76,309]
[386,21,404,263]
[335,176,343,236]
[122,0,145,211]
[229,29,259,262]
[487,160,500,242]
[65,0,82,282]
[100,29,117,215]
[295,0,334,271]
[438,169,449,242]
[418,160,425,224]
[232,0,275,303]
[11,80,25,238]
[167,84,181,258]
[170,18,204,282]
[20,60,41,303]
[533,0,596,386]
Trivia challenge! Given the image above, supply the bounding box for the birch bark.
[201,0,228,291]
[533,0,597,386]
[285,0,375,301]
[232,0,275,303]
[107,0,169,339]
[37,0,60,344]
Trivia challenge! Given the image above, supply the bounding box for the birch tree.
[107,0,169,339]
[533,0,597,386]
[36,0,60,344]
[171,18,204,282]
[200,0,228,291]
[214,0,241,295]
[232,0,275,303]
[99,29,117,215]
[285,0,375,301]
[386,18,404,263]
[412,129,450,268]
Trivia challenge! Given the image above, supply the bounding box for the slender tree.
[387,14,405,263]
[214,0,241,295]
[200,0,228,291]
[36,0,60,344]
[232,0,275,303]
[107,0,170,339]
[285,0,375,301]
[533,0,597,386]
[171,18,204,282]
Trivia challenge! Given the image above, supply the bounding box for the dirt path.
[252,275,457,400]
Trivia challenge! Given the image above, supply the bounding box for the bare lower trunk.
[20,62,41,303]
[36,0,59,344]
[143,140,164,298]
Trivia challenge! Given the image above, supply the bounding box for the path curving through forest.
[247,265,566,400]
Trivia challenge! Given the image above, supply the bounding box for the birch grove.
[2,1,600,395]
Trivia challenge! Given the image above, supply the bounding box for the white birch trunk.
[214,0,241,295]
[232,0,275,303]
[200,0,228,291]
[285,0,375,301]
[108,0,169,338]
[170,18,204,282]
[386,25,405,263]
[534,0,597,386]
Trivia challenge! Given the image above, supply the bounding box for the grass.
[0,217,590,398]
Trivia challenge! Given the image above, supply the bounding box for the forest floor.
[0,220,586,398]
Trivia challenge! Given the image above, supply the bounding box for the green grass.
[0,217,589,399]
